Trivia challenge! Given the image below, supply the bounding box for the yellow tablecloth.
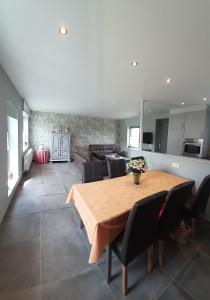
[66,170,191,263]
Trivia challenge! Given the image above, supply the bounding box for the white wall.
[0,65,23,223]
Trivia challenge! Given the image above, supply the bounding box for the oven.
[182,139,203,158]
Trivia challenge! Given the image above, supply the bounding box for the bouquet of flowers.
[127,159,145,174]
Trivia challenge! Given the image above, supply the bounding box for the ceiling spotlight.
[203,97,207,101]
[181,102,185,105]
[131,61,138,67]
[166,78,171,84]
[59,26,68,35]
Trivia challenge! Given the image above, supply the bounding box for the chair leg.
[158,240,164,267]
[106,245,112,284]
[191,218,196,239]
[79,217,84,229]
[147,245,153,272]
[122,265,128,296]
[200,215,205,228]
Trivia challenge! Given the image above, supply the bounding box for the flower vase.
[133,172,141,185]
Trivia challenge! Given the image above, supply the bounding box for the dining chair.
[107,158,126,178]
[184,175,210,238]
[157,180,195,267]
[80,161,104,228]
[107,191,168,295]
[131,156,144,161]
[82,161,104,183]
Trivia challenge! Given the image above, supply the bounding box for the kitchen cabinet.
[184,111,206,139]
[169,113,185,130]
[167,129,184,156]
[50,133,71,162]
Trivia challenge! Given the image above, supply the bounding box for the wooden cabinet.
[169,113,185,130]
[50,133,71,162]
[184,111,206,139]
[167,113,185,156]
[167,130,184,156]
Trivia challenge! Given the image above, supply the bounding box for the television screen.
[143,132,153,144]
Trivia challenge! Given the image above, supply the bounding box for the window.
[7,100,19,195]
[128,126,140,148]
[23,111,29,151]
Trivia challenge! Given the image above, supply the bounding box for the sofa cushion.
[103,144,115,151]
[92,152,106,160]
[74,146,93,161]
[89,144,104,151]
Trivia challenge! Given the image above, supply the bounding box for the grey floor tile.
[41,228,90,284]
[62,177,81,193]
[41,193,68,211]
[16,184,42,196]
[98,254,171,299]
[0,286,41,300]
[42,175,62,184]
[20,174,42,186]
[41,171,60,178]
[176,251,210,300]
[61,175,81,183]
[63,182,79,193]
[42,266,115,300]
[41,183,66,196]
[158,283,193,300]
[159,239,199,278]
[41,207,78,237]
[0,213,40,245]
[0,239,40,293]
[6,195,42,217]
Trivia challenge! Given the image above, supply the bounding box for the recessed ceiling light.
[59,26,68,35]
[166,78,171,84]
[181,102,185,105]
[131,61,138,67]
[203,97,207,101]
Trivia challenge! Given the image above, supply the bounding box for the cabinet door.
[169,113,185,130]
[60,150,70,160]
[51,150,60,160]
[167,130,184,156]
[51,134,60,149]
[184,111,206,139]
[60,134,70,150]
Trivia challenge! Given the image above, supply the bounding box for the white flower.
[128,159,145,173]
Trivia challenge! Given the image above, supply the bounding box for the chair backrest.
[107,159,126,178]
[131,156,144,161]
[121,191,167,265]
[158,181,194,239]
[82,162,103,183]
[192,175,210,216]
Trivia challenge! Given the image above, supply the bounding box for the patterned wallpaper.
[29,110,120,156]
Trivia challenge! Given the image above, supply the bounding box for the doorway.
[155,118,169,153]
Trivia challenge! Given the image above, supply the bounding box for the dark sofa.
[74,144,121,175]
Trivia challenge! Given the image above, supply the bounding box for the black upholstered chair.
[107,159,126,179]
[184,175,210,238]
[82,161,103,183]
[131,156,144,161]
[107,191,167,295]
[158,181,195,266]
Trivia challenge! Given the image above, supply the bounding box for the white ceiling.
[0,0,210,119]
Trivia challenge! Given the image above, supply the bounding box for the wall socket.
[171,162,180,169]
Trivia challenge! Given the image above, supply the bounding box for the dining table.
[66,169,192,275]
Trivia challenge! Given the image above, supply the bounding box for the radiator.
[23,148,33,171]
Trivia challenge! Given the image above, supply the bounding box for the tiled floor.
[0,162,210,299]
